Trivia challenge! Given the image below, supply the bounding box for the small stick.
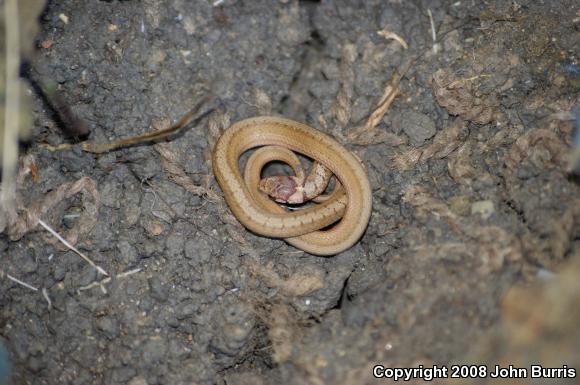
[42,288,52,309]
[427,9,440,54]
[81,97,212,153]
[77,267,142,294]
[39,97,213,154]
[117,267,142,278]
[365,58,414,129]
[377,29,408,49]
[2,271,38,292]
[38,219,109,276]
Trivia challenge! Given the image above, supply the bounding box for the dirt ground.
[1,0,579,384]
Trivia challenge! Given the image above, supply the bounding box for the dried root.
[1,174,99,245]
[393,118,467,171]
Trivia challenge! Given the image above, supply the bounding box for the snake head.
[259,176,306,204]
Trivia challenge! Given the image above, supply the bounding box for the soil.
[1,1,579,385]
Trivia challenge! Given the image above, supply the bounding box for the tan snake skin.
[212,116,372,255]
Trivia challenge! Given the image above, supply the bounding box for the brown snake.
[212,116,372,255]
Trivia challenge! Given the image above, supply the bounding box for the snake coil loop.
[213,117,372,255]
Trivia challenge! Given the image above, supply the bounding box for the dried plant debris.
[0,174,99,244]
[450,254,580,385]
[346,59,411,146]
[393,118,468,171]
[432,70,498,124]
[346,126,407,147]
[411,225,523,276]
[364,59,412,130]
[447,142,479,184]
[503,128,570,178]
[81,96,212,153]
[245,259,324,298]
[432,39,524,125]
[156,143,212,198]
[548,203,580,262]
[403,184,524,275]
[258,303,304,365]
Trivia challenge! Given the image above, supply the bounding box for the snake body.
[212,116,372,255]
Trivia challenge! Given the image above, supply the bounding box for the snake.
[212,116,372,255]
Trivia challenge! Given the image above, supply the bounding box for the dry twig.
[377,29,408,49]
[0,269,38,292]
[38,219,108,276]
[346,58,413,146]
[77,267,142,294]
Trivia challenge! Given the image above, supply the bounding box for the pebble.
[148,276,169,302]
[165,232,185,259]
[392,111,437,145]
[58,13,69,24]
[117,240,138,266]
[127,377,149,385]
[141,338,167,364]
[176,302,199,320]
[449,196,472,216]
[185,237,212,263]
[96,317,120,339]
[471,200,495,219]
